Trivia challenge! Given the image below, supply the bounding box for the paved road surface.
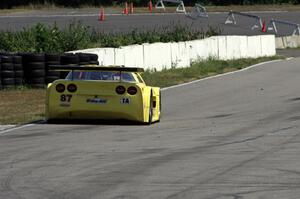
[1,10,300,36]
[1,57,300,199]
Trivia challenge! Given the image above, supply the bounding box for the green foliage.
[0,21,221,53]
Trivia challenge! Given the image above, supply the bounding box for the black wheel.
[26,53,45,62]
[27,62,45,70]
[46,76,59,84]
[46,70,60,77]
[14,64,23,70]
[88,53,98,61]
[89,61,99,65]
[148,92,153,125]
[29,77,45,84]
[79,62,90,66]
[45,54,61,62]
[61,54,79,65]
[13,56,22,64]
[158,91,161,122]
[1,56,13,63]
[1,70,15,78]
[46,61,60,67]
[30,84,45,89]
[30,69,46,77]
[15,70,24,78]
[1,63,14,70]
[2,78,15,85]
[78,53,90,62]
[14,78,23,85]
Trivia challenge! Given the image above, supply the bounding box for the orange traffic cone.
[129,2,134,14]
[149,0,153,13]
[98,7,105,21]
[262,20,266,32]
[123,2,129,15]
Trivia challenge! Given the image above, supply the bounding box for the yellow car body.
[45,66,161,124]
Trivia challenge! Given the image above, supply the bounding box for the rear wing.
[49,65,144,72]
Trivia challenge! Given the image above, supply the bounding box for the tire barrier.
[45,54,61,84]
[0,54,15,89]
[0,52,98,90]
[13,55,23,86]
[23,53,46,88]
[60,53,80,79]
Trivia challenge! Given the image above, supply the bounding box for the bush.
[0,21,221,53]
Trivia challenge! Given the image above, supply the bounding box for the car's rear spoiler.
[49,65,144,72]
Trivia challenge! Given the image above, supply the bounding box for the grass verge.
[0,88,45,125]
[0,56,282,125]
[141,56,282,87]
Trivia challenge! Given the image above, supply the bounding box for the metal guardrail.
[225,10,263,30]
[267,18,300,35]
[186,3,208,19]
[155,0,186,13]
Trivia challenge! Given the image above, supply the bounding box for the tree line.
[0,0,299,9]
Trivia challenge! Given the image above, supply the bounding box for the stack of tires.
[60,53,79,78]
[1,54,15,89]
[45,54,61,85]
[23,53,46,88]
[0,52,99,90]
[14,55,23,86]
[78,53,99,65]
[87,53,99,65]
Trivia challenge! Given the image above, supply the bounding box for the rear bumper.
[46,109,144,122]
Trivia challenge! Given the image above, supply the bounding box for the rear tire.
[147,92,153,125]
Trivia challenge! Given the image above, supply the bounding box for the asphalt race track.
[1,10,300,36]
[1,57,300,198]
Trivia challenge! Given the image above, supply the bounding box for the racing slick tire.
[147,92,153,125]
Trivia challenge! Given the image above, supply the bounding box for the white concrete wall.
[71,35,276,71]
[275,35,300,49]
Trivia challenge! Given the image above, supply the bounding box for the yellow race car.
[45,65,161,124]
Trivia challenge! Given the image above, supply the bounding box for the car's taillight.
[67,84,77,93]
[56,84,65,93]
[116,85,126,95]
[127,86,137,95]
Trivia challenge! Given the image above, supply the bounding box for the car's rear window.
[66,71,136,82]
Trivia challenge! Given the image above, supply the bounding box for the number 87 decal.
[60,94,72,102]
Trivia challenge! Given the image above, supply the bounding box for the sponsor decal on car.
[86,98,107,104]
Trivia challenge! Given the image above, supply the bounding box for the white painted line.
[0,120,45,135]
[161,59,285,91]
[0,124,35,134]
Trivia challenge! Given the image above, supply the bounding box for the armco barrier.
[71,35,276,71]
